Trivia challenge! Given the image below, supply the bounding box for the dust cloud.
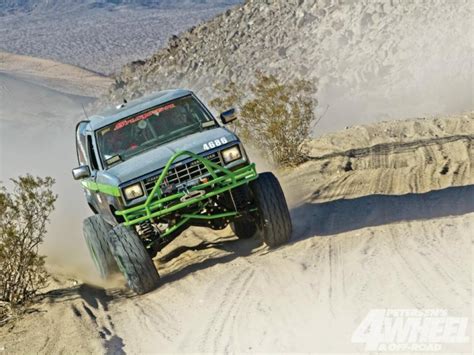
[312,11,473,134]
[0,72,99,281]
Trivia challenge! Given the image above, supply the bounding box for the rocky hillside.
[106,0,473,133]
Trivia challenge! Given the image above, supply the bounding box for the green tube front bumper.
[115,150,258,234]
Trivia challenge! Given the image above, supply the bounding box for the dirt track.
[1,108,472,353]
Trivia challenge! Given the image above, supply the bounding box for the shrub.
[211,73,318,166]
[0,175,57,306]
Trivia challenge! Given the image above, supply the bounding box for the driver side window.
[76,122,88,166]
[87,135,100,171]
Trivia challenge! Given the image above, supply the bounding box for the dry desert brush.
[0,175,57,307]
[211,73,318,166]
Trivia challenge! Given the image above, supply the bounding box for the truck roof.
[88,89,193,131]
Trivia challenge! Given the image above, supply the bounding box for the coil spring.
[135,221,155,240]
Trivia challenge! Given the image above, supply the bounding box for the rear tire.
[107,224,160,294]
[231,219,257,239]
[250,172,292,247]
[83,215,119,279]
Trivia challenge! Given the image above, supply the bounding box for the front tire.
[250,172,292,247]
[231,219,257,239]
[83,215,119,279]
[107,224,160,294]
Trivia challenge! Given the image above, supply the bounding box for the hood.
[97,127,238,185]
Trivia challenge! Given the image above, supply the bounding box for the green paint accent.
[82,180,121,197]
[115,150,258,236]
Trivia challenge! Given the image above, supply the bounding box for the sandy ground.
[0,51,112,97]
[0,56,473,353]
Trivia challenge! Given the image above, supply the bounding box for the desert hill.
[0,51,112,97]
[106,0,472,133]
[0,1,242,73]
[0,0,240,13]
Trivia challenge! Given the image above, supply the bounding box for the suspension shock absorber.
[135,220,155,240]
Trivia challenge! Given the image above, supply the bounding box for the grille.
[144,152,222,194]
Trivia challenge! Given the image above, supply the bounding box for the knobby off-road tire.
[107,224,160,294]
[83,215,119,279]
[250,172,292,247]
[231,220,257,239]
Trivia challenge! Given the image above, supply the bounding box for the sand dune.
[288,113,474,203]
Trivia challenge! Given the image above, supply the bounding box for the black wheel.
[231,219,257,239]
[83,215,119,279]
[250,172,292,247]
[107,224,160,294]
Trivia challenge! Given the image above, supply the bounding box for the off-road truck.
[72,89,292,294]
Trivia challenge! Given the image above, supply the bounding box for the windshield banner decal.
[114,103,176,131]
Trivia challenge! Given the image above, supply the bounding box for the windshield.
[96,95,215,168]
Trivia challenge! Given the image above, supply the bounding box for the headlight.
[221,145,242,164]
[123,183,144,201]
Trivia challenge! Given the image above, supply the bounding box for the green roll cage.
[115,151,258,238]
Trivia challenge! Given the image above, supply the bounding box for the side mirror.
[220,108,237,124]
[72,165,91,180]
